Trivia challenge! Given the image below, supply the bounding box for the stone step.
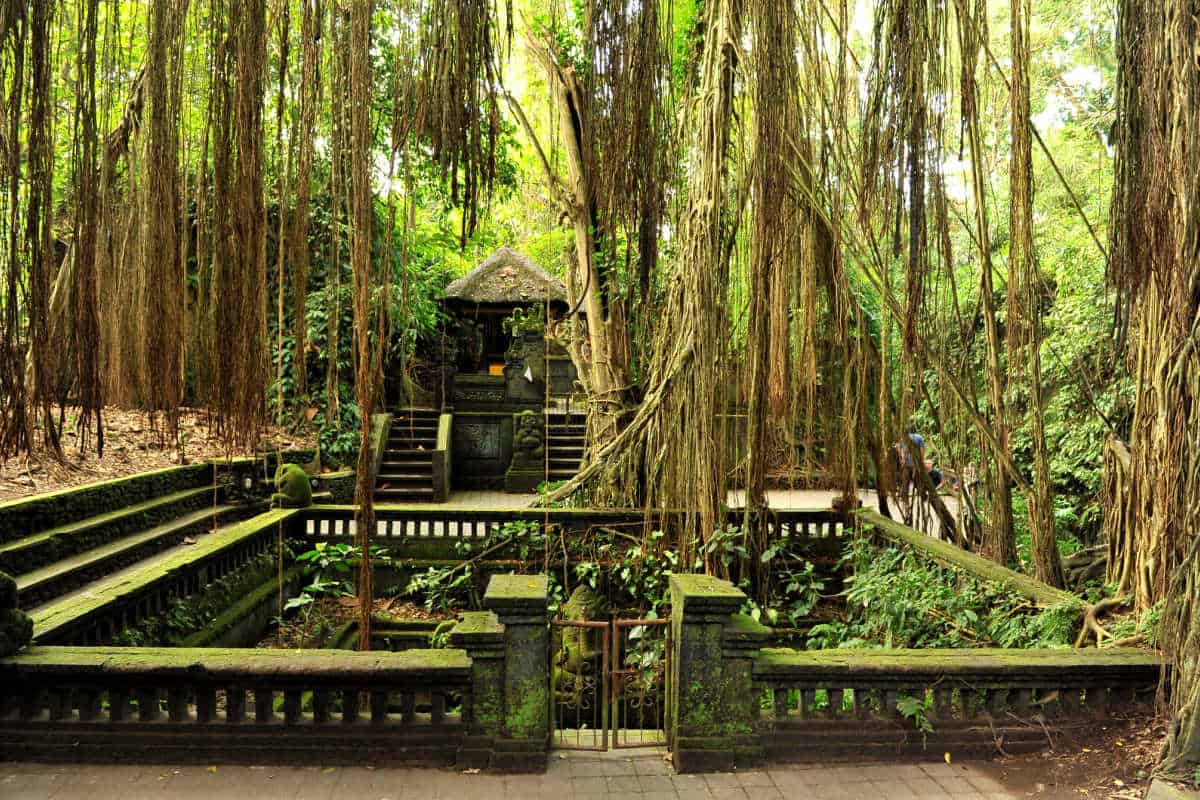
[375,487,435,502]
[383,448,435,458]
[389,423,438,433]
[549,460,584,469]
[0,486,217,577]
[376,460,434,472]
[15,502,255,610]
[388,434,437,444]
[28,508,295,643]
[376,473,434,485]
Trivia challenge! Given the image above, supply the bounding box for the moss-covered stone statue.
[509,410,545,471]
[269,463,313,508]
[553,584,606,703]
[0,571,33,658]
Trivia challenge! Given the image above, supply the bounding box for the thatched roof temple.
[443,246,567,307]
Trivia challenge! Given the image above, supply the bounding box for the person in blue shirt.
[897,428,942,489]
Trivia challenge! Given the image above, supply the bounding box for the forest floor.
[256,596,456,649]
[979,712,1169,798]
[0,406,317,502]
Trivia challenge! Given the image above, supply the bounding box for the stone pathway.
[0,753,1027,799]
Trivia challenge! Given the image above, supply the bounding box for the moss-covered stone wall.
[0,464,215,546]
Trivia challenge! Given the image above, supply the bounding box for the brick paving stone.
[918,763,961,781]
[778,788,821,800]
[705,772,746,790]
[571,760,611,778]
[573,775,611,793]
[856,765,902,782]
[965,774,1006,794]
[795,768,850,786]
[0,759,1029,799]
[634,758,676,776]
[804,784,866,800]
[868,779,918,798]
[639,775,677,793]
[735,771,777,787]
[886,765,931,782]
[930,776,979,795]
[608,774,644,794]
[903,777,946,797]
[766,769,814,785]
[710,787,752,800]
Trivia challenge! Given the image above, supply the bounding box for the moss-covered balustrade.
[666,573,1163,772]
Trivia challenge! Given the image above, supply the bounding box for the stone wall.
[0,464,214,546]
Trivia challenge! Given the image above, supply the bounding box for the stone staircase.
[545,411,586,482]
[3,472,260,612]
[375,408,440,503]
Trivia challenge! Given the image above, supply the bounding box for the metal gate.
[550,617,670,751]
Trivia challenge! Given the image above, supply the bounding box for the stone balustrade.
[667,573,1165,772]
[297,506,852,560]
[0,645,472,764]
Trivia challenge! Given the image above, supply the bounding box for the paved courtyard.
[0,752,1035,799]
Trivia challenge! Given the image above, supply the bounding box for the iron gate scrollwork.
[550,616,669,751]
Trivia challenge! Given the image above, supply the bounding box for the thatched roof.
[442,247,567,305]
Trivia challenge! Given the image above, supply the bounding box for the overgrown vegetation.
[114,549,285,646]
[807,537,1082,651]
[2,0,1198,778]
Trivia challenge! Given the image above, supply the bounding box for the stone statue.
[553,584,606,702]
[0,571,33,658]
[510,411,545,471]
[269,463,314,508]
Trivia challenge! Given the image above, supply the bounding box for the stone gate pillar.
[668,574,769,772]
[484,573,549,771]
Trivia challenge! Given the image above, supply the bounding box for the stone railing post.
[450,610,506,769]
[668,574,770,773]
[483,573,549,772]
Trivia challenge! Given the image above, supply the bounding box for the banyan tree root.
[1073,596,1127,648]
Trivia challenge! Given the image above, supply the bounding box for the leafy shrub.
[807,536,1080,650]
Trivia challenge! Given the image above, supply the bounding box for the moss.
[507,675,548,739]
[0,487,215,576]
[485,574,547,603]
[32,508,298,639]
[752,645,1161,676]
[0,464,213,546]
[682,677,753,737]
[727,613,770,635]
[270,464,313,509]
[1,645,472,674]
[0,606,33,658]
[861,510,1081,609]
[178,563,310,647]
[451,611,504,637]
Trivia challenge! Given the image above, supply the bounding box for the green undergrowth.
[113,548,290,646]
[806,536,1081,650]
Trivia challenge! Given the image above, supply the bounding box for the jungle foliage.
[1,0,1197,780]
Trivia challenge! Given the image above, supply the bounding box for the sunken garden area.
[0,451,1162,774]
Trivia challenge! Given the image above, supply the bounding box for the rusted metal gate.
[550,617,670,751]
